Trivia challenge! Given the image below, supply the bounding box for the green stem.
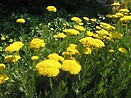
[49,77,53,88]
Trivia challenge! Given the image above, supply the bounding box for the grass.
[0,1,131,98]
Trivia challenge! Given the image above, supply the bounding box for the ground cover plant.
[0,1,131,98]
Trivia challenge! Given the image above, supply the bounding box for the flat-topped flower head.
[5,41,24,53]
[119,16,131,22]
[71,17,82,23]
[0,74,9,84]
[0,64,6,71]
[63,29,80,35]
[47,53,64,62]
[53,33,66,39]
[29,38,45,50]
[62,60,81,75]
[79,37,105,48]
[4,55,21,63]
[118,47,127,53]
[36,59,62,77]
[83,17,89,21]
[111,1,121,6]
[74,25,85,31]
[46,6,57,12]
[31,56,39,60]
[119,9,130,13]
[16,18,25,24]
[109,32,123,39]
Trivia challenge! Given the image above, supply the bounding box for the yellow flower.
[100,22,115,31]
[47,53,64,62]
[1,36,6,41]
[119,16,131,22]
[63,29,80,35]
[16,18,25,24]
[62,44,79,57]
[90,18,97,22]
[31,56,39,60]
[119,9,129,13]
[37,67,59,77]
[106,14,113,18]
[84,47,92,54]
[74,25,85,31]
[78,23,84,25]
[68,44,78,49]
[111,1,121,6]
[79,37,105,48]
[96,29,109,36]
[96,26,101,30]
[46,6,57,12]
[0,64,6,71]
[5,41,24,53]
[87,31,94,37]
[108,49,115,52]
[29,38,45,49]
[83,17,89,21]
[53,33,66,39]
[118,48,127,53]
[109,32,123,39]
[62,60,81,75]
[0,74,9,84]
[71,17,82,23]
[9,39,13,43]
[36,59,61,77]
[50,28,54,31]
[36,59,62,69]
[4,55,21,63]
[115,13,123,18]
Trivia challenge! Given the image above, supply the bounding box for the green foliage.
[0,1,131,98]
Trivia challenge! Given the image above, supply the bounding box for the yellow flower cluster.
[109,32,123,39]
[119,16,131,22]
[4,55,21,63]
[36,59,61,77]
[108,49,115,53]
[36,52,82,76]
[74,25,85,31]
[62,44,79,58]
[79,37,105,54]
[63,29,80,35]
[71,17,82,23]
[29,38,45,49]
[47,53,64,62]
[31,56,39,60]
[89,22,123,41]
[61,60,81,75]
[0,64,9,84]
[5,41,24,53]
[100,22,115,31]
[79,37,105,48]
[0,64,6,71]
[106,1,131,23]
[83,17,89,21]
[111,1,121,6]
[53,33,66,39]
[90,18,97,22]
[118,47,127,53]
[119,9,130,14]
[46,6,57,12]
[16,18,25,24]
